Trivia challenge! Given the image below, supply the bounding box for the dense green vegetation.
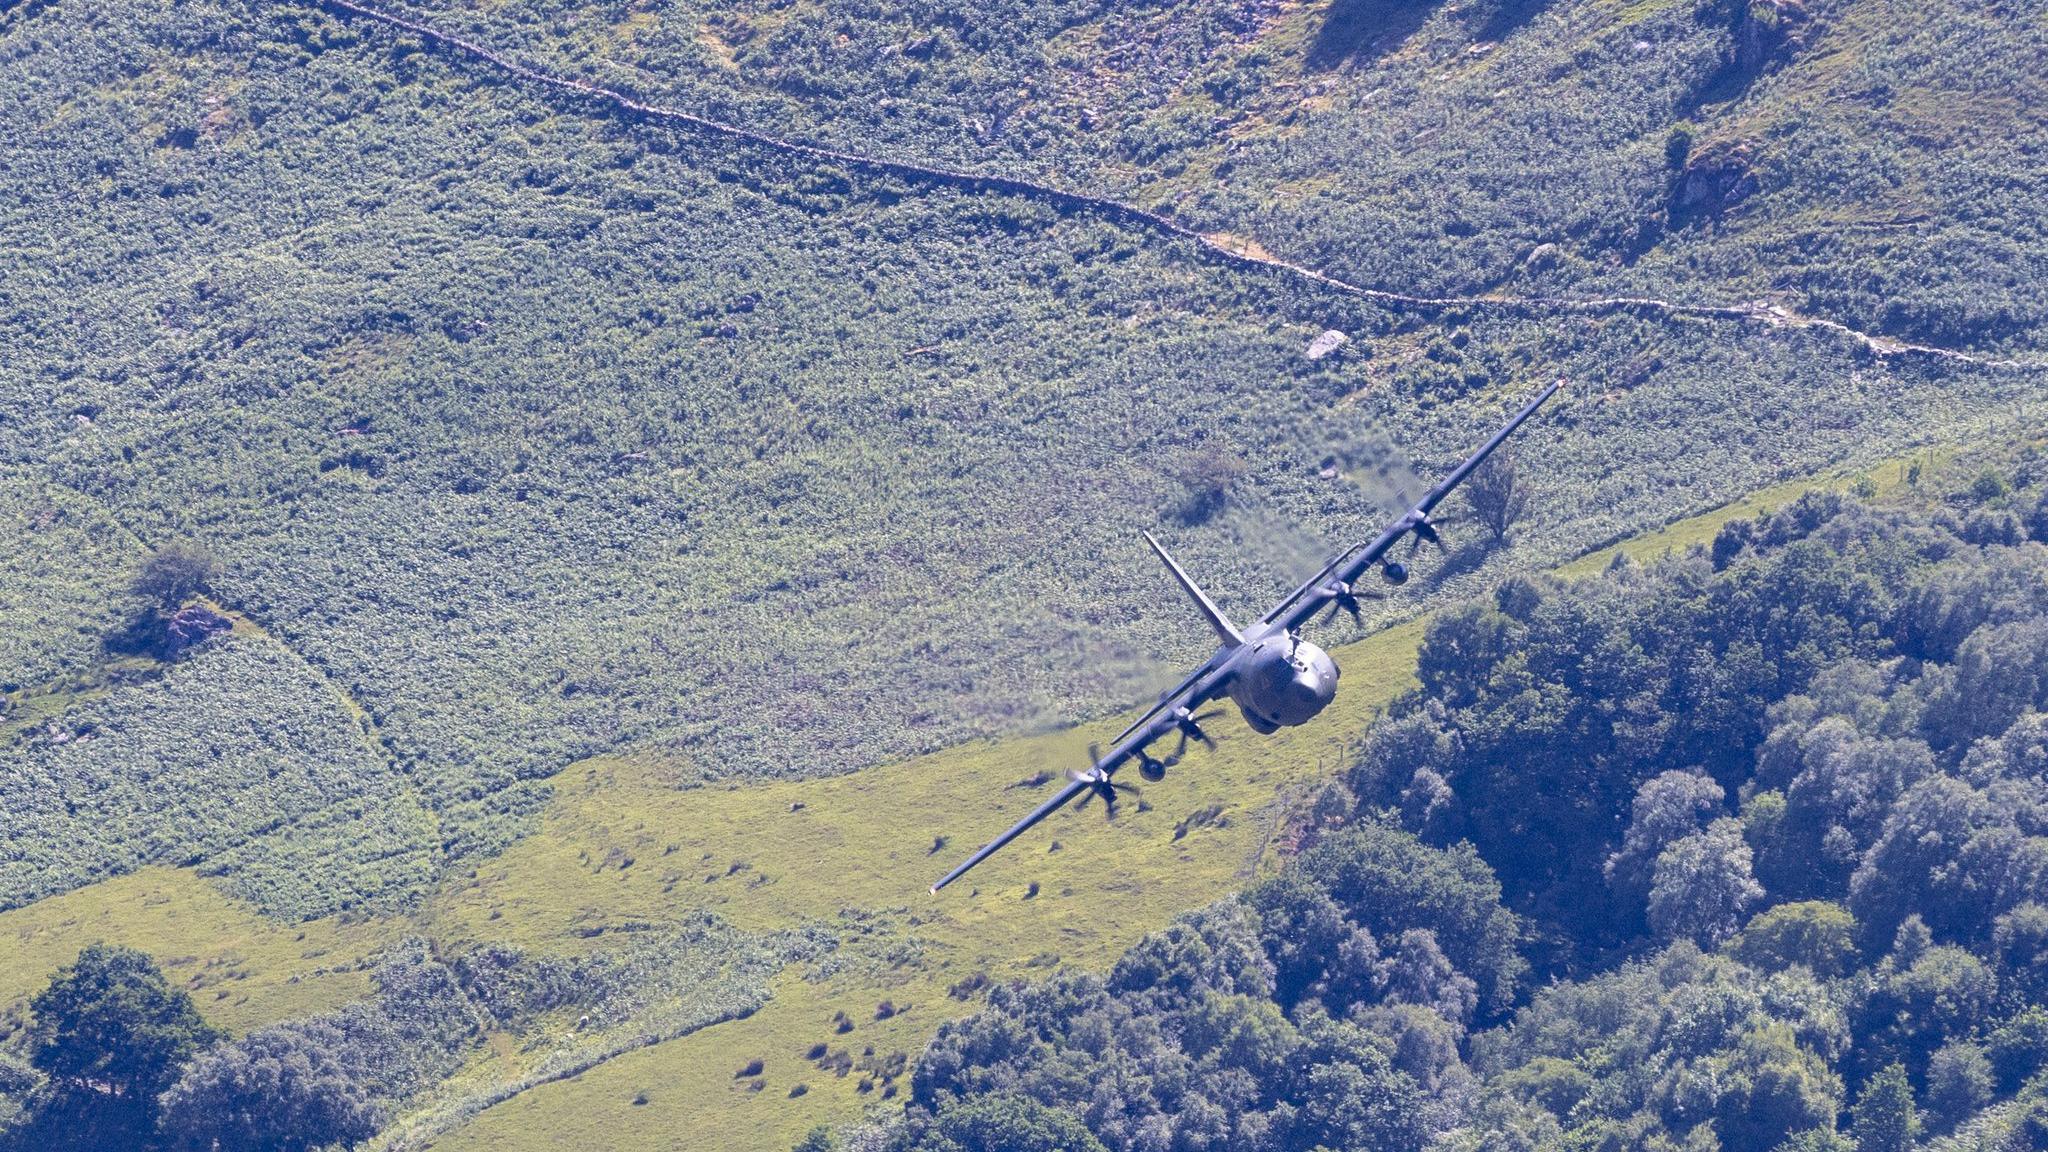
[4,0,2048,1147]
[849,466,2048,1151]
[370,0,2048,353]
[0,918,820,1150]
[3,0,2040,931]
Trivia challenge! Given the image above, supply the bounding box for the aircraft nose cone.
[1296,669,1328,703]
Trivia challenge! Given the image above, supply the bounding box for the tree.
[905,1095,1108,1152]
[1988,1008,2048,1090]
[30,944,220,1109]
[1377,929,1479,1026]
[131,543,216,607]
[1861,946,1998,1072]
[156,1021,382,1152]
[1919,617,2048,748]
[1708,1024,1842,1152]
[19,944,221,1150]
[1290,1018,1429,1152]
[1606,769,1725,899]
[1730,901,1859,978]
[1648,818,1764,946]
[1272,824,1526,1015]
[1847,776,2028,948]
[1994,902,2048,1004]
[1462,448,1529,545]
[1851,1064,1916,1152]
[1923,1040,1992,1131]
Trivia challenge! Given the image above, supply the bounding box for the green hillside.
[2,0,2047,1147]
[4,0,2041,927]
[855,454,2048,1152]
[0,474,1825,1151]
[338,0,2048,353]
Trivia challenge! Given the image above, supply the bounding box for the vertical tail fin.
[1142,531,1242,648]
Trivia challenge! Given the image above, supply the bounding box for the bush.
[130,543,216,607]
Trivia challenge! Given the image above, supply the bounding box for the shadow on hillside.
[1309,0,1436,70]
[1470,0,1556,41]
[1308,0,1557,70]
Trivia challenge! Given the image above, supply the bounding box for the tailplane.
[1142,531,1242,648]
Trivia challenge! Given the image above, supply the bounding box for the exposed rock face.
[1305,329,1349,360]
[1670,139,1759,225]
[1732,0,1810,76]
[162,604,232,658]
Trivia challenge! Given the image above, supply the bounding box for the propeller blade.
[1409,518,1446,556]
[1317,581,1363,627]
[1171,705,1217,752]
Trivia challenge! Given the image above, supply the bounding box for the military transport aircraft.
[932,380,1562,893]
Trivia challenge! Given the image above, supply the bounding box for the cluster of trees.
[0,915,818,1151]
[867,823,1517,1152]
[0,938,483,1152]
[843,468,2048,1151]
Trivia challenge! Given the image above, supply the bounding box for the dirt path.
[317,0,2044,373]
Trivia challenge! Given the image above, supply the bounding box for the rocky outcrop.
[162,604,232,658]
[1732,0,1810,77]
[1305,329,1349,360]
[1669,138,1759,226]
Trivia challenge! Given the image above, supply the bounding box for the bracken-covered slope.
[0,1,2045,1147]
[2,0,2041,924]
[337,0,2048,352]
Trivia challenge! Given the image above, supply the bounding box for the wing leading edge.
[929,658,1233,893]
[1266,379,1562,634]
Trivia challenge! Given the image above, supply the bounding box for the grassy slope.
[1,0,2042,1144]
[0,867,394,1037]
[4,0,2037,930]
[390,0,2048,354]
[0,470,1874,1150]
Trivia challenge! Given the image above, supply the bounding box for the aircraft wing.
[930,381,1560,894]
[930,659,1233,893]
[1264,379,1562,635]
